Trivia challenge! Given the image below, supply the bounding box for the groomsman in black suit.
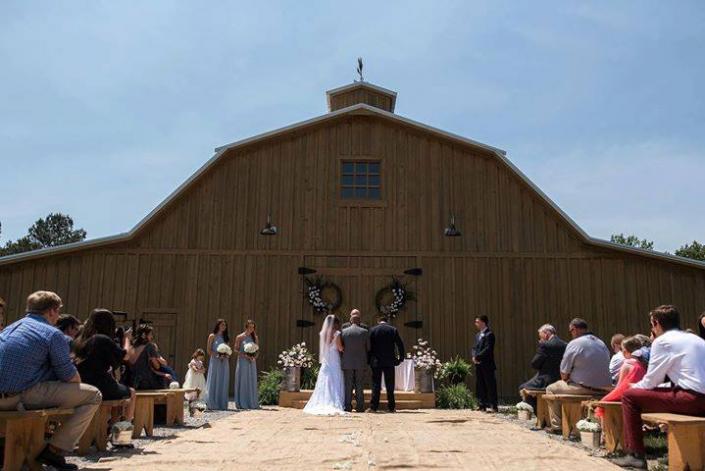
[472,315,498,412]
[367,315,405,413]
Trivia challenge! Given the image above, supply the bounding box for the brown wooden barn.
[2,81,704,398]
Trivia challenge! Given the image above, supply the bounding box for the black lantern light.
[260,214,278,235]
[444,214,461,237]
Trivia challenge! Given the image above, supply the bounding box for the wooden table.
[543,394,596,439]
[642,413,705,471]
[77,399,129,454]
[0,408,73,471]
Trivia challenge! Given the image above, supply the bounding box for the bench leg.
[4,416,47,471]
[133,398,155,438]
[95,406,112,452]
[601,407,623,453]
[77,412,98,455]
[667,423,705,471]
[536,396,548,429]
[165,393,177,426]
[561,403,582,440]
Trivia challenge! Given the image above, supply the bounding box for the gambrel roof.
[2,101,704,270]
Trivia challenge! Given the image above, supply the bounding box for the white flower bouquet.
[576,418,601,432]
[411,338,442,371]
[244,342,259,358]
[216,343,232,358]
[515,401,534,413]
[277,342,314,368]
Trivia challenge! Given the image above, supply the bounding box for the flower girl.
[184,348,207,401]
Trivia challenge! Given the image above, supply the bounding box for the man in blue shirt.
[0,291,101,471]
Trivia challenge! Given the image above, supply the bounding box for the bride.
[303,314,347,416]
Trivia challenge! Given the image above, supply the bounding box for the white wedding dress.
[303,315,346,416]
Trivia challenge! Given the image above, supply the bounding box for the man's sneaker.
[610,454,647,469]
[36,445,78,471]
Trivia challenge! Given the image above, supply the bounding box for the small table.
[382,359,416,392]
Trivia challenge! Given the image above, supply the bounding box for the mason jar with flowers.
[576,418,602,448]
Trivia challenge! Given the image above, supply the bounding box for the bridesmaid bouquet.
[216,343,233,358]
[244,342,259,358]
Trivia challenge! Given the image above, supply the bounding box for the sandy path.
[84,408,619,470]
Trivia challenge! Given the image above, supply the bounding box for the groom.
[341,310,370,412]
[368,315,405,413]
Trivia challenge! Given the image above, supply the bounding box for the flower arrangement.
[244,342,259,358]
[515,401,534,413]
[216,343,232,358]
[576,418,602,432]
[411,338,441,371]
[277,342,314,368]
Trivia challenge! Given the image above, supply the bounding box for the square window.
[355,187,367,198]
[355,175,367,185]
[340,160,382,200]
[368,163,380,174]
[342,162,354,174]
[341,187,354,198]
[341,175,353,185]
[355,162,367,173]
[368,175,380,186]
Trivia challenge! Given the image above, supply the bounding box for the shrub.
[301,360,320,390]
[435,384,477,409]
[258,367,285,406]
[436,356,472,385]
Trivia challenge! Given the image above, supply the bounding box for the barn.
[2,80,704,398]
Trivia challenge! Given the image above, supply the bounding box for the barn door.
[140,310,178,367]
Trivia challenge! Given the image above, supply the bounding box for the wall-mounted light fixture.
[260,214,278,235]
[444,214,461,237]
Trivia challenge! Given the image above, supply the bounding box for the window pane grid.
[340,160,382,200]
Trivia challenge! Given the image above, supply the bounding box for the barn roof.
[1,101,704,270]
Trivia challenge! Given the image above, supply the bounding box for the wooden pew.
[77,399,129,455]
[0,408,74,471]
[595,401,622,453]
[521,389,549,429]
[642,413,705,471]
[543,394,597,439]
[152,389,196,426]
[132,392,168,438]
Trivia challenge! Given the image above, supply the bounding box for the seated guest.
[0,296,6,332]
[613,305,705,469]
[73,309,136,421]
[545,318,611,433]
[698,311,705,341]
[609,333,625,384]
[0,291,101,471]
[127,324,169,389]
[153,342,179,383]
[595,336,648,418]
[519,324,567,411]
[57,314,81,346]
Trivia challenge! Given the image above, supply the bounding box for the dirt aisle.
[85,408,619,470]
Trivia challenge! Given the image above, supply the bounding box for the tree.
[610,233,654,250]
[0,213,86,256]
[675,241,705,261]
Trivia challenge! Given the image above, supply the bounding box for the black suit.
[472,327,497,410]
[368,322,405,411]
[519,335,567,410]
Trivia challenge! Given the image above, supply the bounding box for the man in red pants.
[612,305,705,469]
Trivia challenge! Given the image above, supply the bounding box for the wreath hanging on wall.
[375,278,415,318]
[304,277,343,314]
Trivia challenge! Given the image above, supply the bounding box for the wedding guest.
[698,311,705,341]
[518,324,567,411]
[595,336,648,419]
[57,314,81,349]
[0,291,101,471]
[342,308,369,330]
[613,305,705,469]
[205,319,230,410]
[183,348,207,401]
[73,308,136,421]
[127,324,169,390]
[545,318,611,433]
[234,320,260,409]
[153,342,179,383]
[0,296,6,332]
[472,315,497,412]
[609,333,625,384]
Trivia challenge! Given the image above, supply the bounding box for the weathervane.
[356,57,364,82]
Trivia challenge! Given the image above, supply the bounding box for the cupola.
[326,81,397,113]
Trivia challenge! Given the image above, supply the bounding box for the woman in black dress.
[127,324,170,390]
[73,308,136,420]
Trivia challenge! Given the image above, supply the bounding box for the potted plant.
[576,418,602,449]
[516,401,534,421]
[277,342,314,392]
[435,356,472,386]
[411,339,441,393]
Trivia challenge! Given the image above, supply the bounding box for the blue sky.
[1,1,704,252]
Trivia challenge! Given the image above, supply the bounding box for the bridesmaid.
[205,319,230,410]
[234,320,260,409]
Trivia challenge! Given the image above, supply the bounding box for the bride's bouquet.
[216,343,232,359]
[277,342,314,368]
[244,342,259,358]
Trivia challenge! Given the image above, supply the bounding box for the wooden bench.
[521,389,549,429]
[543,394,599,439]
[77,399,129,455]
[642,413,705,471]
[0,408,74,471]
[133,392,168,438]
[152,389,196,426]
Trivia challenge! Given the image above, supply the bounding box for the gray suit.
[341,323,370,412]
